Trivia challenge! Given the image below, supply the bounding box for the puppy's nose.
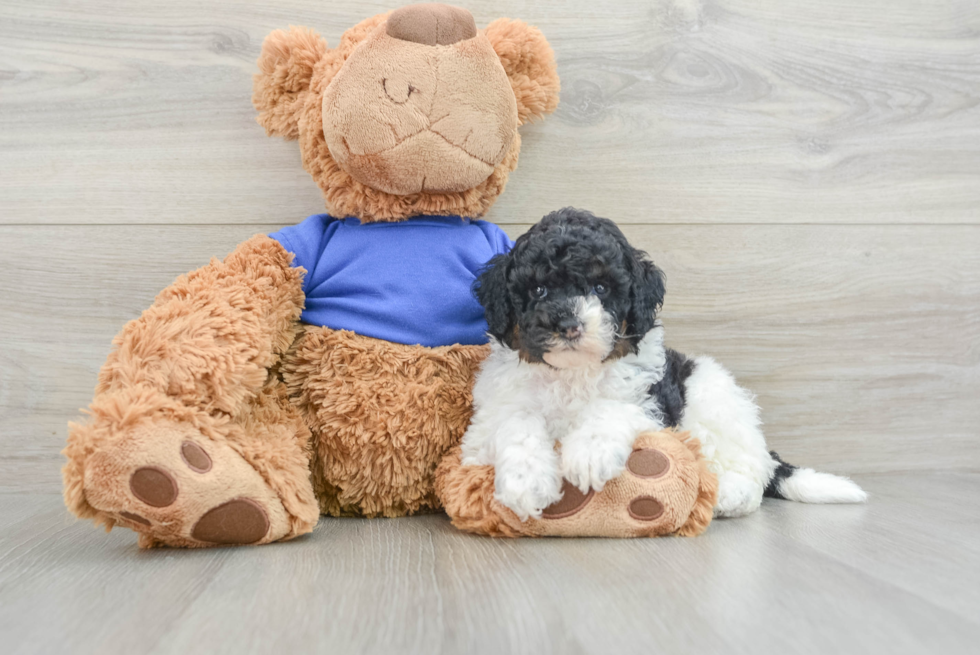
[557,318,583,341]
[386,3,478,46]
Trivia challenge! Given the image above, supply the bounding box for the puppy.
[461,208,867,520]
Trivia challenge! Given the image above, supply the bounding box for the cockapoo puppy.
[461,208,866,520]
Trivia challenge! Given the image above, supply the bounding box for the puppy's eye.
[591,283,609,298]
[531,286,548,300]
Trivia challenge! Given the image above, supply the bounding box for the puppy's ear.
[474,254,515,345]
[484,19,560,125]
[253,26,328,140]
[627,252,666,338]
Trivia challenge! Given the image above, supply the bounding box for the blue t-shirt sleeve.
[269,214,334,293]
[474,220,515,256]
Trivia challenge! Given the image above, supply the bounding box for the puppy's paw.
[494,467,563,521]
[713,471,764,518]
[560,438,631,494]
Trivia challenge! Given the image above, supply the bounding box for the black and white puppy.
[461,208,866,520]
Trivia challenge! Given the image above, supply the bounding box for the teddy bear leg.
[434,445,524,537]
[64,382,319,548]
[436,431,718,538]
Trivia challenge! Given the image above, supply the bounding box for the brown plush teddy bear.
[63,3,561,548]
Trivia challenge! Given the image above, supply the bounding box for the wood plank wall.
[2,0,978,493]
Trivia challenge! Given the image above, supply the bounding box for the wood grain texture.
[1,223,977,493]
[1,473,979,654]
[1,0,978,225]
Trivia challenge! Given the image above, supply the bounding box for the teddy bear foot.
[523,431,716,537]
[436,429,718,538]
[79,419,294,548]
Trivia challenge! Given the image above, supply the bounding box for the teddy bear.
[62,3,561,547]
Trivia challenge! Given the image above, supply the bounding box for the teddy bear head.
[253,3,560,222]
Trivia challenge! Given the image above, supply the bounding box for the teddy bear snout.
[386,3,477,46]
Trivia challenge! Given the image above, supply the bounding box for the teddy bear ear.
[484,18,560,125]
[253,26,329,140]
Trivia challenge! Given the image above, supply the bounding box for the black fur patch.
[764,451,798,499]
[648,348,695,427]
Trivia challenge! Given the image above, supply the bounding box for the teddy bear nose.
[386,3,477,46]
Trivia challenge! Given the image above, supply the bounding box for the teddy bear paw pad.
[191,498,270,544]
[541,480,594,519]
[118,511,151,526]
[129,466,178,507]
[627,495,665,521]
[180,441,212,473]
[626,448,670,478]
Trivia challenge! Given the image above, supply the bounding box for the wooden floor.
[2,472,978,654]
[1,1,979,653]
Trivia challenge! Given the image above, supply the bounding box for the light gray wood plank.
[1,474,979,655]
[2,0,978,225]
[755,471,980,626]
[0,494,237,655]
[1,223,977,493]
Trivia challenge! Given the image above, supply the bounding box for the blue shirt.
[270,214,513,347]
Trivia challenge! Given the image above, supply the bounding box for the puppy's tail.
[764,452,867,504]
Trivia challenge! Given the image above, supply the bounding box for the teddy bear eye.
[531,286,548,300]
[591,283,609,298]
